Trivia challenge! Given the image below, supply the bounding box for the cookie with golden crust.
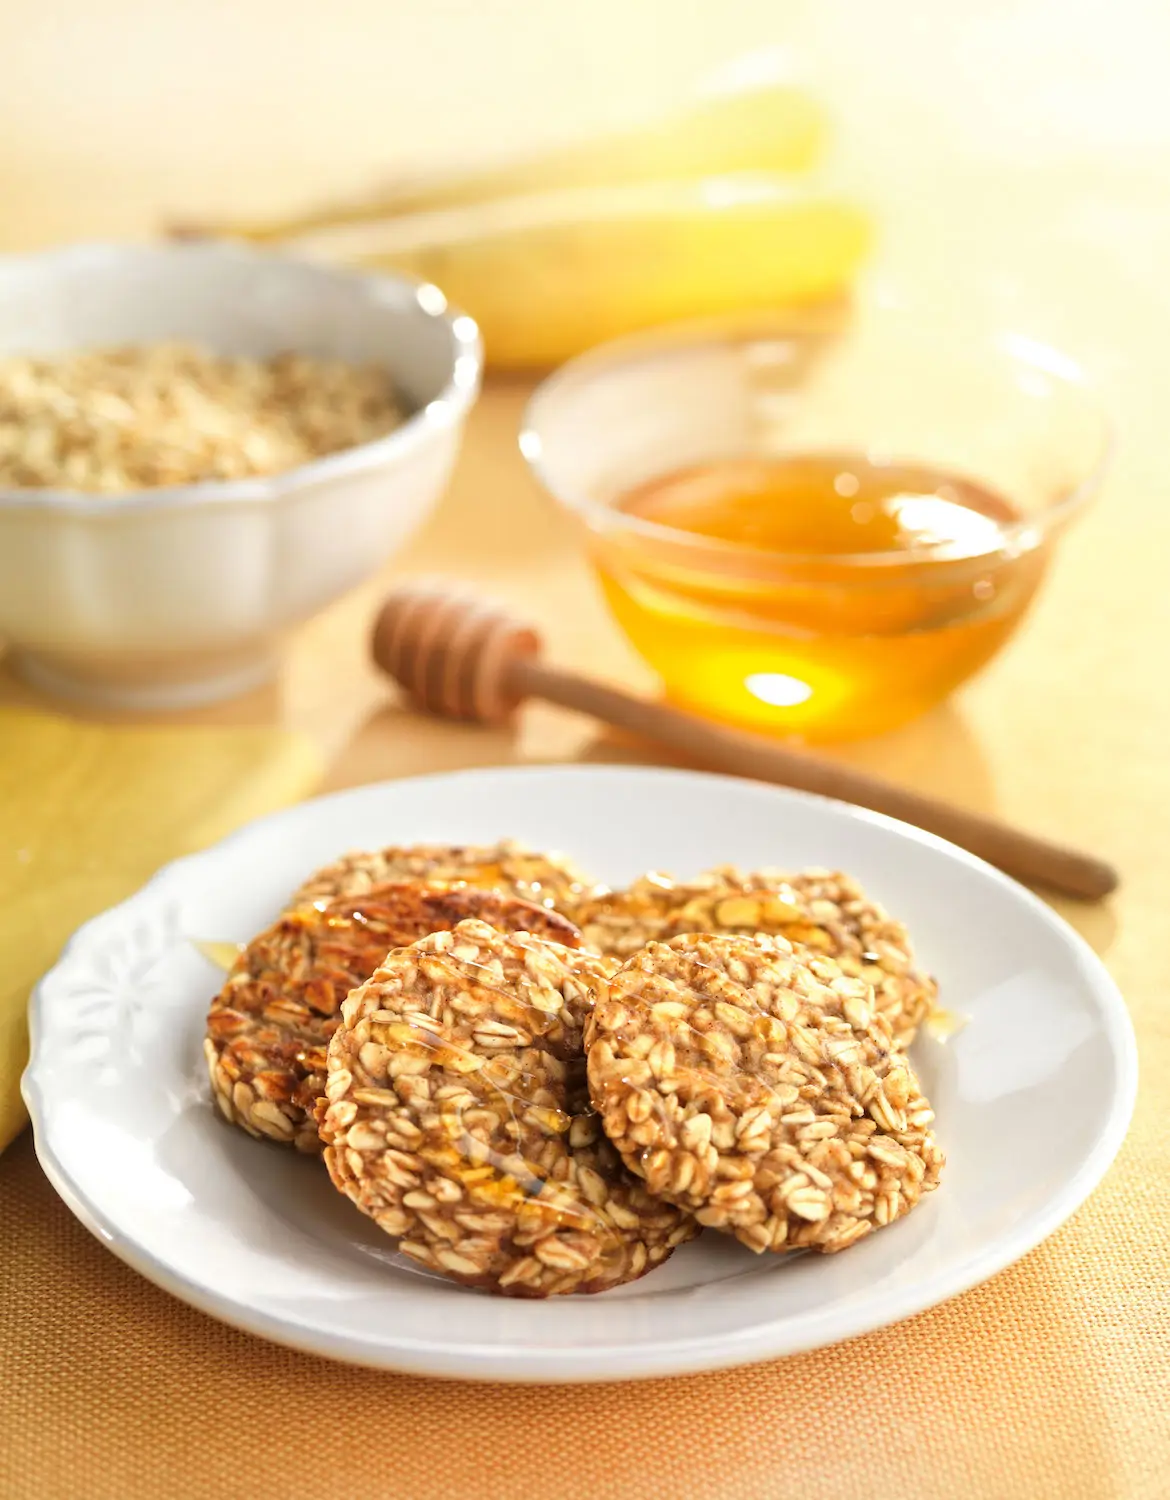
[586,931,943,1255]
[575,865,937,1046]
[319,920,696,1296]
[291,839,599,918]
[204,883,581,1152]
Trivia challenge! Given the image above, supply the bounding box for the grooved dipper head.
[371,581,541,723]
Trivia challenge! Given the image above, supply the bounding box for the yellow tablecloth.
[1,1122,1165,1500]
[0,708,321,1151]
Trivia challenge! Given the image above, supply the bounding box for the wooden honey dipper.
[372,582,1118,901]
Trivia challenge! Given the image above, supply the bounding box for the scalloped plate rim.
[21,764,1138,1382]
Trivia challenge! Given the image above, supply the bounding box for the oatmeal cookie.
[205,884,581,1152]
[319,920,696,1296]
[586,931,943,1255]
[292,839,598,918]
[575,866,936,1046]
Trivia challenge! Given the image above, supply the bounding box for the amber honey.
[593,453,1048,741]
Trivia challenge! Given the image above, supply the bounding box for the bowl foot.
[10,642,280,711]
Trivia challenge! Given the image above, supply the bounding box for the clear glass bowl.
[521,306,1109,742]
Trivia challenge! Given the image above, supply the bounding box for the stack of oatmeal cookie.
[205,841,944,1297]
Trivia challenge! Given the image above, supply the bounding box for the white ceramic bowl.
[0,243,482,709]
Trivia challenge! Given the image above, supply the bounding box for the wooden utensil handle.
[512,658,1117,900]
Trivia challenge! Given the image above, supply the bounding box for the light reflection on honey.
[594,453,1049,741]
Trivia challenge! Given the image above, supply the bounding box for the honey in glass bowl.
[597,452,1044,741]
[522,309,1108,743]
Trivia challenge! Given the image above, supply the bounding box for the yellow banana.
[183,82,827,243]
[292,177,871,370]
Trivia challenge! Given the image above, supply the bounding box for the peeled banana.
[190,81,828,244]
[288,177,872,370]
[178,77,869,370]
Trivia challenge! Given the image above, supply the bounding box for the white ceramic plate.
[23,767,1135,1383]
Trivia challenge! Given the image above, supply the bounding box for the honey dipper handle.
[510,658,1117,901]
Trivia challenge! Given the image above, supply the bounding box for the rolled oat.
[0,341,402,492]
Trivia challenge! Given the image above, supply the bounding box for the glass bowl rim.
[520,312,1113,570]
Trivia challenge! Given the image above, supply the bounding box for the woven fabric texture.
[1,1099,1165,1500]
